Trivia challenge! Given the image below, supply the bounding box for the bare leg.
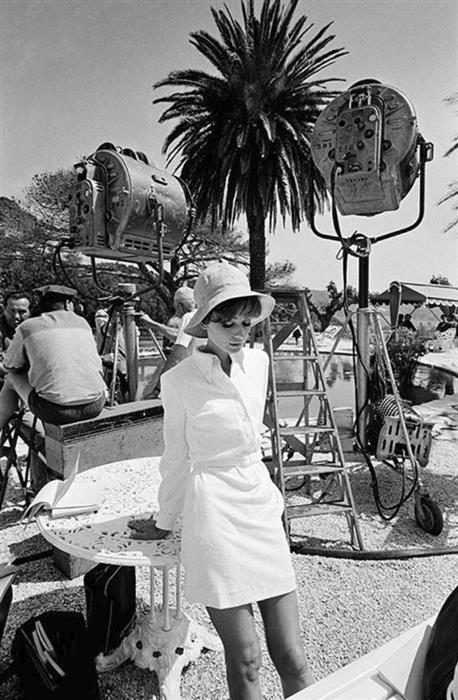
[258,591,314,698]
[207,604,263,700]
[0,374,31,430]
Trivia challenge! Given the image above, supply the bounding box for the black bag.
[11,610,100,700]
[84,564,136,657]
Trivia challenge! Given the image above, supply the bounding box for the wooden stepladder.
[263,289,364,550]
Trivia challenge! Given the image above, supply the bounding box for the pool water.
[276,354,458,420]
[278,354,356,420]
[138,347,456,421]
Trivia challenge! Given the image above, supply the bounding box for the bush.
[386,332,427,398]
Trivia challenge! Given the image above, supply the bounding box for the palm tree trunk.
[246,199,266,290]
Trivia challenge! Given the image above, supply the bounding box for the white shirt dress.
[155,347,296,609]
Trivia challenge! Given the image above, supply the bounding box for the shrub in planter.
[386,332,427,400]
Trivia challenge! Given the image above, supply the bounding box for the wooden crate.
[44,400,164,478]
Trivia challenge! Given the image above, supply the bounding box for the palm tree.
[438,93,458,233]
[154,0,347,288]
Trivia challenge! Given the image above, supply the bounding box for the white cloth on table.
[156,346,296,609]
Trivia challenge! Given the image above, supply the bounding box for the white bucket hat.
[185,262,275,338]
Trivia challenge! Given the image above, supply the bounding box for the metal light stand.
[119,284,139,402]
[90,259,173,404]
[308,137,433,448]
[98,284,139,404]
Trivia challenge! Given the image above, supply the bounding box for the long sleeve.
[155,371,192,530]
[3,328,27,371]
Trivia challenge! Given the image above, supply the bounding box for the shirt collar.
[192,347,246,382]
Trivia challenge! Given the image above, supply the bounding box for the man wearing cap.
[0,284,106,429]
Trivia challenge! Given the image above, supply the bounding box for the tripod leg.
[109,314,122,406]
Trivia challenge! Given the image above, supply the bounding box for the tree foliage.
[24,169,75,231]
[171,219,294,287]
[430,274,451,285]
[305,281,357,331]
[0,196,56,298]
[153,0,347,287]
[1,169,295,322]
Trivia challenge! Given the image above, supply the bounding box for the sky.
[1,0,457,293]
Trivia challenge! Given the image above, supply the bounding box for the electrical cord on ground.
[11,550,54,565]
[290,541,458,560]
[359,450,417,521]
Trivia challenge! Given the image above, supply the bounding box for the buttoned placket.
[227,359,259,448]
[192,350,261,451]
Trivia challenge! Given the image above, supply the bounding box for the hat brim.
[184,291,275,338]
[35,284,77,297]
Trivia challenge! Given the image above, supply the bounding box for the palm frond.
[153,0,346,285]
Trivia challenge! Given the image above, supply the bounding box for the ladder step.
[274,354,318,361]
[286,502,353,518]
[263,289,364,550]
[279,426,334,436]
[282,462,343,477]
[276,389,326,397]
[268,290,305,303]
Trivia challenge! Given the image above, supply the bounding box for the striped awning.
[375,281,458,308]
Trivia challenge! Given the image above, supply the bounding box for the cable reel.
[68,142,193,265]
[311,79,433,216]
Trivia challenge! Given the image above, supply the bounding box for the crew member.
[0,292,31,381]
[139,286,195,353]
[0,285,106,428]
[138,287,196,398]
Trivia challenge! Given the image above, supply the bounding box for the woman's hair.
[203,296,262,325]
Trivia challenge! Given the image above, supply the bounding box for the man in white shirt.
[138,287,197,398]
[139,287,195,350]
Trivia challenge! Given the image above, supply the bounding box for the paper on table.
[21,453,102,521]
[376,624,432,700]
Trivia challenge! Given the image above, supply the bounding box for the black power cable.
[328,178,419,522]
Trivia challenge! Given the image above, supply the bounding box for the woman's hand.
[128,517,171,541]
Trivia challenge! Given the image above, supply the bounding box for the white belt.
[193,449,262,470]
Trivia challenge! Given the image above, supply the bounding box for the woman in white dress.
[129,262,314,699]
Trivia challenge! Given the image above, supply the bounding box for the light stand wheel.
[414,494,443,536]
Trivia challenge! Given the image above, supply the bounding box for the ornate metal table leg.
[96,564,222,699]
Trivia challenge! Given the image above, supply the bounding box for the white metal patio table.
[36,457,222,700]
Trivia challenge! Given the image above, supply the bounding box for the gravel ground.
[0,431,457,699]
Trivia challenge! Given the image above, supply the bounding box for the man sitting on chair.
[0,291,31,386]
[0,285,106,429]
